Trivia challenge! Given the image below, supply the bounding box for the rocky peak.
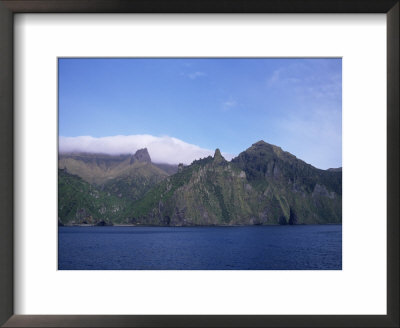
[327,167,342,172]
[214,148,222,157]
[250,140,293,162]
[253,140,268,146]
[213,148,226,164]
[130,148,151,164]
[253,140,280,152]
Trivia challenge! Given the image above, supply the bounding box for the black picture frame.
[0,1,398,327]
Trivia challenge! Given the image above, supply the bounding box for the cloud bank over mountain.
[59,135,234,165]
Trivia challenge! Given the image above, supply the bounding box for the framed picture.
[0,0,398,327]
[57,56,344,271]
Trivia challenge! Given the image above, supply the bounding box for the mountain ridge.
[59,148,171,185]
[58,141,342,226]
[129,141,341,226]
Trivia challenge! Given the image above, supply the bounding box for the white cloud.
[267,69,281,86]
[275,107,342,169]
[59,134,233,165]
[267,68,302,87]
[222,100,237,110]
[187,71,206,79]
[267,64,341,101]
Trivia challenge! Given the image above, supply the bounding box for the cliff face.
[58,141,342,226]
[58,148,170,224]
[131,150,257,225]
[130,148,151,164]
[131,142,342,225]
[58,169,130,225]
[58,148,167,186]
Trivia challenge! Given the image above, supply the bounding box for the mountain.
[59,148,172,202]
[130,141,342,226]
[58,169,131,225]
[58,141,342,226]
[153,163,179,175]
[58,148,173,224]
[59,149,168,184]
[327,167,342,172]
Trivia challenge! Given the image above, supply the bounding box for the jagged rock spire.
[130,148,151,164]
[213,148,226,163]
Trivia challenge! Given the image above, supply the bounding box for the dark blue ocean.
[58,225,341,270]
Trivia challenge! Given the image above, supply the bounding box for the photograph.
[58,58,342,270]
[1,0,396,325]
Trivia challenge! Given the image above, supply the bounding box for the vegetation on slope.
[58,141,342,226]
[130,142,342,225]
[58,169,131,225]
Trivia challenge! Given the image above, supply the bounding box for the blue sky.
[59,58,341,169]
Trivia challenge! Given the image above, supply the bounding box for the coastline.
[60,223,342,228]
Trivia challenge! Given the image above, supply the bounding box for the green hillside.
[58,169,131,225]
[58,142,342,226]
[130,142,341,225]
[58,148,169,224]
[58,149,168,186]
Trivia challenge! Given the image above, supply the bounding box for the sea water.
[58,225,341,270]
